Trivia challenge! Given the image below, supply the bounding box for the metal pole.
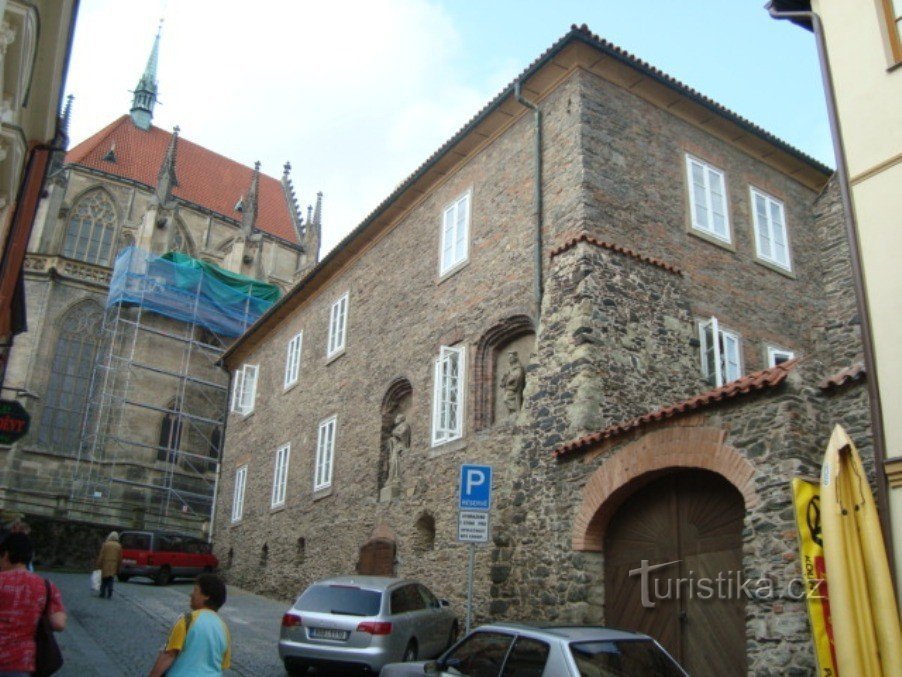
[466,542,475,635]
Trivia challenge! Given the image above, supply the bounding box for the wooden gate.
[604,470,746,676]
[357,537,396,576]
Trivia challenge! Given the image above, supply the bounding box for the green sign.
[0,400,30,444]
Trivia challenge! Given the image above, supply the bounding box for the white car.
[379,622,688,676]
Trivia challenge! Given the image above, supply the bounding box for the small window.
[327,293,349,358]
[501,637,551,677]
[232,465,248,523]
[767,346,795,367]
[685,155,730,243]
[699,317,741,387]
[432,345,465,446]
[440,191,471,275]
[271,443,291,508]
[284,332,303,388]
[230,364,259,415]
[751,187,791,270]
[882,0,902,62]
[315,416,336,491]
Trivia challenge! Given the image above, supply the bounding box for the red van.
[118,531,218,585]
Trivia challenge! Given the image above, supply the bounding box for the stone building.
[214,26,866,675]
[0,28,321,538]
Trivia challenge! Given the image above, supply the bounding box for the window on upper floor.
[751,188,791,271]
[231,465,247,523]
[62,189,117,265]
[315,416,337,491]
[882,0,902,63]
[271,443,290,508]
[432,345,466,446]
[284,332,303,388]
[327,293,348,358]
[231,364,258,416]
[440,191,471,276]
[699,317,741,387]
[685,155,730,243]
[767,346,795,368]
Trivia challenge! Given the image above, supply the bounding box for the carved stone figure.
[386,414,410,484]
[499,350,526,417]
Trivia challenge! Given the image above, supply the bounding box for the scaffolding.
[68,247,279,537]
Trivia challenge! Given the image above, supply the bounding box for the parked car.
[278,576,458,674]
[117,530,218,585]
[380,622,688,676]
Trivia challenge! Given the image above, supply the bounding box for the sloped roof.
[553,360,798,459]
[819,363,865,392]
[66,115,298,244]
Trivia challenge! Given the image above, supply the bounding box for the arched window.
[158,398,182,463]
[37,301,104,454]
[170,220,195,256]
[62,189,117,264]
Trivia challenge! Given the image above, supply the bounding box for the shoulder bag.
[34,578,64,676]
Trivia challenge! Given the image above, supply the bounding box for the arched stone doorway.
[604,469,745,676]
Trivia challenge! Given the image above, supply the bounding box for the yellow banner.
[792,478,838,676]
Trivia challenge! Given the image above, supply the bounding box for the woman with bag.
[95,531,123,599]
[0,533,66,676]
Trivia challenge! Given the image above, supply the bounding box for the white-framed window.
[230,364,259,415]
[314,416,336,491]
[750,187,791,270]
[271,443,290,508]
[685,155,730,243]
[231,465,247,522]
[284,332,303,388]
[432,345,465,446]
[439,191,471,275]
[767,346,795,368]
[327,293,348,358]
[699,317,741,387]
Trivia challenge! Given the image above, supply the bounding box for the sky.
[63,0,832,255]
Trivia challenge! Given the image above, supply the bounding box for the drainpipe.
[514,81,544,322]
[767,3,894,577]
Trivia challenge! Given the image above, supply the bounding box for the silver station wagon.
[380,623,688,676]
[279,576,458,674]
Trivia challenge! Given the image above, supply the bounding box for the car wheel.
[283,658,309,675]
[402,640,418,662]
[117,574,130,583]
[155,567,172,586]
[446,621,459,648]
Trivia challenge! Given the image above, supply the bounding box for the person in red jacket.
[0,533,66,675]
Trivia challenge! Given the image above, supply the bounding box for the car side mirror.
[439,599,451,608]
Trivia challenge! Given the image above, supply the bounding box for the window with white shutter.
[327,294,348,358]
[230,364,258,415]
[314,416,336,491]
[440,192,471,275]
[432,345,465,446]
[699,317,742,387]
[767,346,795,368]
[750,188,791,270]
[231,465,247,522]
[284,332,303,388]
[271,444,290,507]
[686,155,730,243]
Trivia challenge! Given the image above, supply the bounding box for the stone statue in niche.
[386,414,410,483]
[499,350,526,417]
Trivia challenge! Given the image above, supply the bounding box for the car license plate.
[123,559,137,565]
[310,627,349,641]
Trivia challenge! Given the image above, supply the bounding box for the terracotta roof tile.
[549,234,682,274]
[553,359,798,459]
[66,115,298,244]
[819,363,865,391]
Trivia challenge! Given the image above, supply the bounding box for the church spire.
[130,22,162,130]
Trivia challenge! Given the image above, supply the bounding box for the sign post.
[458,464,492,634]
[0,400,30,445]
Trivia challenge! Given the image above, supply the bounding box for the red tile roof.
[66,115,298,244]
[549,234,682,275]
[819,363,865,391]
[553,359,798,459]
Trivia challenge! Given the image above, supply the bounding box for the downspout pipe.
[767,3,894,577]
[515,81,543,322]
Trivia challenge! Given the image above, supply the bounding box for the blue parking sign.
[459,464,492,511]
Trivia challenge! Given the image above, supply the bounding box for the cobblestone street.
[47,571,290,676]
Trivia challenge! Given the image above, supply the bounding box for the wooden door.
[604,470,746,676]
[357,538,396,575]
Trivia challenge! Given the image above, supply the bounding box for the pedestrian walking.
[148,573,231,677]
[0,532,67,676]
[95,531,123,599]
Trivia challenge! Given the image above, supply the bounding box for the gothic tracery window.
[62,189,117,265]
[37,302,104,454]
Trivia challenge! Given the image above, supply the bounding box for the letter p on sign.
[459,464,492,511]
